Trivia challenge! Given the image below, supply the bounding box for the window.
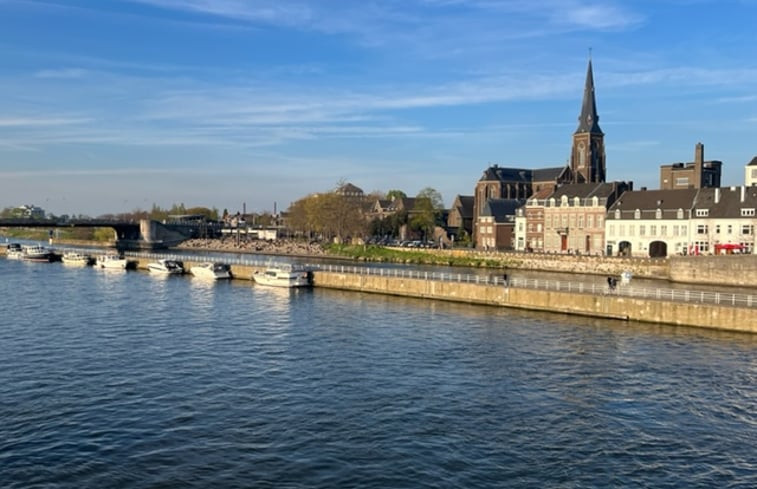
[518,222,524,232]
[561,195,568,206]
[742,225,754,235]
[574,197,581,207]
[592,197,599,206]
[727,225,733,234]
[697,224,708,234]
[562,215,568,227]
[656,208,662,219]
[695,209,709,217]
[629,225,635,236]
[614,209,621,220]
[677,208,684,219]
[715,225,720,234]
[537,223,542,232]
[619,224,625,236]
[741,208,755,217]
[578,215,584,228]
[676,177,690,186]
[634,209,641,219]
[597,216,603,228]
[639,225,646,236]
[650,225,657,236]
[609,225,615,236]
[587,215,594,228]
[661,225,667,236]
[528,223,533,232]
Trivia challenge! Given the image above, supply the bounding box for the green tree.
[410,187,444,241]
[386,189,407,201]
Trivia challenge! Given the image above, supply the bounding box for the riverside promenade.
[127,251,756,334]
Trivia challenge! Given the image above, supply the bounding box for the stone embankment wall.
[430,249,757,287]
[313,270,757,334]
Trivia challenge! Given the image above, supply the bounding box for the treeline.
[286,185,445,243]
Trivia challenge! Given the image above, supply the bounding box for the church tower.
[571,59,606,183]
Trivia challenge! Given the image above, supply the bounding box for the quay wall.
[312,270,757,334]
[420,249,757,287]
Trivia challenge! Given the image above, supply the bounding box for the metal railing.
[121,251,757,309]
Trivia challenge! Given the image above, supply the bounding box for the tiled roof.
[481,198,525,222]
[693,186,757,218]
[607,188,699,220]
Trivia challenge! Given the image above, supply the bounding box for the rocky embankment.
[177,237,327,256]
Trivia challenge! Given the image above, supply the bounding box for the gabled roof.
[451,195,474,218]
[532,166,569,182]
[336,182,364,195]
[478,165,568,184]
[693,186,757,218]
[480,198,525,222]
[748,156,757,167]
[607,188,699,220]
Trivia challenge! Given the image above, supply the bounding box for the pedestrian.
[503,273,509,287]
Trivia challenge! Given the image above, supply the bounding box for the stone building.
[659,142,722,190]
[745,156,757,187]
[476,199,522,250]
[446,195,474,239]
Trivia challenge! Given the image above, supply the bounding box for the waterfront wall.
[312,270,757,334]
[424,249,757,287]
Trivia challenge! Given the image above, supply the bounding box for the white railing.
[122,251,757,309]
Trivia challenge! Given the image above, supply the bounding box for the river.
[0,257,755,488]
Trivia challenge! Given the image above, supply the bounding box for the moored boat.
[96,254,132,270]
[147,258,184,275]
[22,245,53,262]
[253,265,311,288]
[6,243,24,259]
[190,262,231,280]
[62,251,95,266]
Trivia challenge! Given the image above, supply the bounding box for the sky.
[1,0,756,217]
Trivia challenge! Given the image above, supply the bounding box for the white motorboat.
[190,262,231,280]
[22,245,53,262]
[96,254,132,270]
[5,243,24,259]
[147,258,184,275]
[253,265,311,288]
[62,251,94,266]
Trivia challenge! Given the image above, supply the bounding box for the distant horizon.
[2,0,756,216]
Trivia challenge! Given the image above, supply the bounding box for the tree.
[386,189,407,201]
[410,187,444,241]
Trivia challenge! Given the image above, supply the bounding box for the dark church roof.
[748,156,757,167]
[575,59,603,135]
[479,165,567,183]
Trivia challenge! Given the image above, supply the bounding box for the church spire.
[575,58,602,135]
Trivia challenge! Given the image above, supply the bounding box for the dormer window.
[741,208,756,217]
[592,196,599,207]
[655,209,662,219]
[549,198,556,207]
[561,195,568,206]
[573,197,581,207]
[695,209,709,217]
[677,208,684,219]
[634,209,641,220]
[614,209,621,220]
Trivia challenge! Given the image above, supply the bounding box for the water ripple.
[0,260,755,488]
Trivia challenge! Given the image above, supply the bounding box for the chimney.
[715,187,720,204]
[741,185,746,203]
[695,142,704,165]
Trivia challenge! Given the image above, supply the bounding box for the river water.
[1,257,755,488]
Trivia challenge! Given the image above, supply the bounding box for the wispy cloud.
[34,68,88,79]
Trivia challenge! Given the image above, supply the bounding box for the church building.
[473,59,608,248]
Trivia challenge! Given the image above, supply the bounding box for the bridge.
[0,218,221,250]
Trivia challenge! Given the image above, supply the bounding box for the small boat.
[5,243,24,260]
[190,262,231,280]
[22,245,53,262]
[62,251,95,266]
[147,258,184,275]
[253,265,311,288]
[96,254,132,270]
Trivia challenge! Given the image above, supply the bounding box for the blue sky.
[1,0,756,216]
